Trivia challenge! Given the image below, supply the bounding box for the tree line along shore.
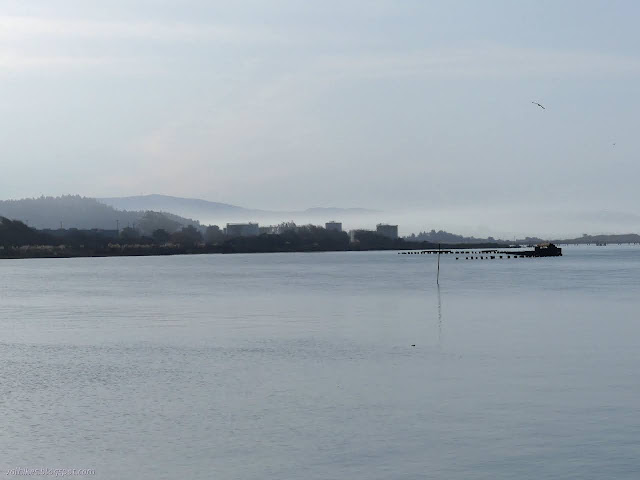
[1,217,506,259]
[3,215,639,260]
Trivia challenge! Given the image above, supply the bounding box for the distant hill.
[551,233,640,244]
[98,194,378,223]
[99,194,259,219]
[0,194,377,234]
[405,231,640,245]
[0,216,47,246]
[0,195,199,233]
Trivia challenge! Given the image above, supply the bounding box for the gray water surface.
[1,247,639,479]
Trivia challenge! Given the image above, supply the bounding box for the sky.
[1,0,639,237]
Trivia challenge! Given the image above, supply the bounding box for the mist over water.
[199,207,640,239]
[2,246,639,479]
[381,207,640,239]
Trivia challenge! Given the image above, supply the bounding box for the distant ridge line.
[97,194,379,219]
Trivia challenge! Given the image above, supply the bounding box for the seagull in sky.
[532,101,545,110]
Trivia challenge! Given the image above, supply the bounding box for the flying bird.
[532,101,545,110]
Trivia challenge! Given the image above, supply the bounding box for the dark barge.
[526,243,563,257]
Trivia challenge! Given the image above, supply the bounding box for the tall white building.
[325,221,342,232]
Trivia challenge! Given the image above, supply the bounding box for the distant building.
[226,223,259,237]
[325,221,342,232]
[376,224,398,239]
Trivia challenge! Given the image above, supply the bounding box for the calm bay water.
[1,246,639,479]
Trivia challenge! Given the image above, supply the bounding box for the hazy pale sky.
[1,1,639,236]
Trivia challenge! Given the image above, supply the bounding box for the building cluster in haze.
[223,221,399,242]
[1,214,413,258]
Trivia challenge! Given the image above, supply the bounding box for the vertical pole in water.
[437,243,441,285]
[437,284,442,348]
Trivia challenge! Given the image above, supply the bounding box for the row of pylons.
[399,250,500,255]
[398,250,543,259]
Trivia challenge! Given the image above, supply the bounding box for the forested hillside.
[0,195,199,233]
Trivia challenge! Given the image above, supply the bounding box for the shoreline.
[0,242,508,260]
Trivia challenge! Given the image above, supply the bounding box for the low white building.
[349,229,374,242]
